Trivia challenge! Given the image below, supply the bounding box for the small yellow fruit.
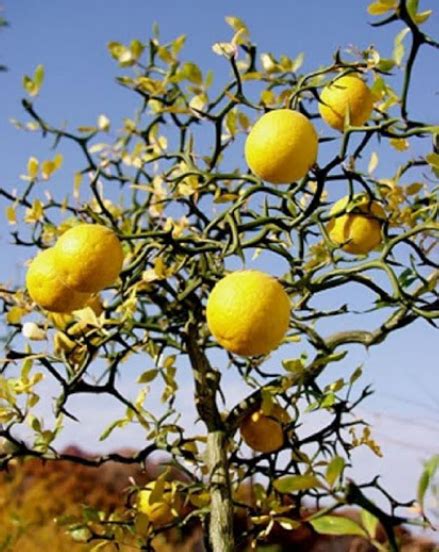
[245,109,318,184]
[319,75,374,131]
[137,482,181,527]
[240,403,290,453]
[54,224,124,293]
[206,270,290,356]
[26,248,90,313]
[327,194,386,255]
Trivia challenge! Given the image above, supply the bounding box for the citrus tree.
[0,1,438,551]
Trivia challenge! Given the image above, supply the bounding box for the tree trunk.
[206,430,235,552]
[185,322,235,551]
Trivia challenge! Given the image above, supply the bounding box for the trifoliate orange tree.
[1,2,438,551]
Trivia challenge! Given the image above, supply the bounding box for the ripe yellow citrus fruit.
[319,74,374,131]
[327,194,386,255]
[206,270,290,356]
[240,403,290,453]
[245,109,318,184]
[137,482,182,526]
[53,224,124,293]
[26,248,90,313]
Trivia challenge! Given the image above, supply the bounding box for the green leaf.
[33,64,45,88]
[406,0,419,18]
[137,369,159,384]
[172,34,186,55]
[350,366,363,385]
[180,62,202,85]
[225,15,249,35]
[413,10,432,24]
[99,418,127,441]
[361,508,379,538]
[309,515,367,538]
[426,152,439,169]
[282,358,304,374]
[291,52,304,73]
[367,1,397,16]
[376,58,395,72]
[274,474,321,493]
[368,151,379,174]
[393,28,410,67]
[417,455,439,510]
[325,456,345,487]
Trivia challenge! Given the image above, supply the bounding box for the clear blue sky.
[1,0,438,526]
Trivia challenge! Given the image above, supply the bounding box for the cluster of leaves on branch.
[0,0,438,550]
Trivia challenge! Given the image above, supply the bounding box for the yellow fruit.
[54,224,124,293]
[245,109,318,184]
[137,482,181,527]
[26,248,90,313]
[240,403,290,453]
[327,194,386,255]
[206,270,290,356]
[319,75,374,131]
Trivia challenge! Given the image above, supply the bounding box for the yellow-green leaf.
[325,456,345,487]
[361,509,379,538]
[405,182,423,195]
[389,137,409,151]
[5,206,17,225]
[97,114,110,132]
[367,1,397,16]
[368,151,379,174]
[274,474,321,493]
[137,369,159,384]
[393,28,410,66]
[27,156,39,179]
[309,515,367,537]
[41,160,55,180]
[225,15,249,35]
[413,10,432,24]
[6,306,26,324]
[426,152,439,169]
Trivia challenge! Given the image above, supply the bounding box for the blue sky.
[1,0,438,527]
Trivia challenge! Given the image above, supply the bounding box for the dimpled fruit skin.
[319,75,374,131]
[245,109,318,184]
[137,483,180,526]
[327,195,386,255]
[240,404,289,453]
[54,224,124,293]
[26,248,90,313]
[206,270,290,356]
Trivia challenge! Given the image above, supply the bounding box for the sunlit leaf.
[417,455,439,511]
[393,28,410,66]
[361,509,379,538]
[5,205,17,225]
[326,456,345,487]
[413,10,432,24]
[137,369,159,384]
[225,15,249,35]
[368,151,379,174]
[367,0,397,16]
[389,137,409,151]
[27,156,39,179]
[97,114,110,132]
[274,474,321,493]
[309,515,367,537]
[22,322,46,341]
